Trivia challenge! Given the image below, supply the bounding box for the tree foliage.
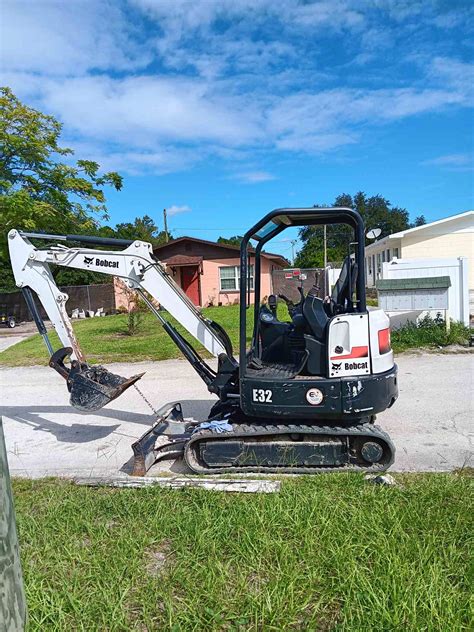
[217,235,243,247]
[295,192,415,268]
[0,87,123,290]
[111,215,168,246]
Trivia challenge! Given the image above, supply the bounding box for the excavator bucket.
[69,366,144,411]
[50,347,144,412]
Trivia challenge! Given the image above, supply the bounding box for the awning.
[162,255,203,267]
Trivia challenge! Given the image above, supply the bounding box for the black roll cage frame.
[239,207,367,374]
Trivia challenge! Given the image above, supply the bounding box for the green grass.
[0,304,253,366]
[13,472,473,631]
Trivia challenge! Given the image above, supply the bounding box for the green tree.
[0,87,122,290]
[114,215,168,246]
[295,192,411,268]
[412,215,426,227]
[217,235,243,247]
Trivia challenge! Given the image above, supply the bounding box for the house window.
[393,247,399,258]
[386,249,391,261]
[367,256,372,274]
[219,265,254,291]
[382,251,386,263]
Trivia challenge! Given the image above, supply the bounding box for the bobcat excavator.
[8,207,398,475]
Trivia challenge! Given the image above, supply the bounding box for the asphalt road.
[1,353,472,478]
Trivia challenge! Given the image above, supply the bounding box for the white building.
[365,210,474,290]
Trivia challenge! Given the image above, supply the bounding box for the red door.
[181,266,200,305]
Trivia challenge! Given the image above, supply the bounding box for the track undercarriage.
[131,403,395,476]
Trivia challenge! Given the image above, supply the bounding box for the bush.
[391,313,471,352]
[125,295,148,336]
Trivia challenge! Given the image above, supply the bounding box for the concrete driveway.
[0,321,40,352]
[1,353,472,477]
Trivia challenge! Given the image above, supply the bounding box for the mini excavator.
[8,207,398,475]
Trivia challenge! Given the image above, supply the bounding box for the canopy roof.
[249,207,360,242]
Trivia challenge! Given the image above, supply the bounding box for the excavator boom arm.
[8,229,226,360]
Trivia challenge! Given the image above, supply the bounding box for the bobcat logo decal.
[83,256,94,265]
[331,362,342,373]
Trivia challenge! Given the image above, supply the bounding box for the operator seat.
[301,280,329,376]
[302,287,328,341]
[329,256,358,314]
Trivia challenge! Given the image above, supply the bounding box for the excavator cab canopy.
[238,207,367,371]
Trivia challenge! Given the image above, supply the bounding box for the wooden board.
[74,476,280,494]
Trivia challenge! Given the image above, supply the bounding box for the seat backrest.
[331,256,358,312]
[302,290,328,341]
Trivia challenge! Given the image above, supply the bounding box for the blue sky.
[1,0,473,259]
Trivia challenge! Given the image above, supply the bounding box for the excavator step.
[184,422,395,474]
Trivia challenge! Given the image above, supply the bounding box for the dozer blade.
[131,402,189,476]
[49,347,144,411]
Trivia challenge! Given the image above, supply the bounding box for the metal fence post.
[0,417,27,631]
[86,285,91,313]
[458,257,469,327]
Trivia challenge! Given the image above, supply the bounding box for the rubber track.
[184,422,395,474]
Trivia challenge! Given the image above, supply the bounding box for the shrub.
[391,313,471,352]
[125,295,148,336]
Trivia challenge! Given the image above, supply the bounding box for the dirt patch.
[144,539,174,578]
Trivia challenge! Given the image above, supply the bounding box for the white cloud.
[233,171,276,183]
[0,0,151,75]
[429,57,474,102]
[167,205,191,216]
[5,73,264,148]
[266,84,470,152]
[422,153,473,170]
[131,0,366,33]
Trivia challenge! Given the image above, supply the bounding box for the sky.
[1,0,473,259]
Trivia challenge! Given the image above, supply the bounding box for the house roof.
[154,235,290,267]
[365,210,474,252]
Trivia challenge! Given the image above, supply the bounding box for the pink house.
[153,237,289,307]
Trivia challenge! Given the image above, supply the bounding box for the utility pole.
[323,224,327,270]
[323,224,328,295]
[163,208,169,243]
[291,239,297,265]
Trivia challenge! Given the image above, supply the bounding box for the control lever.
[268,294,277,317]
[278,293,294,307]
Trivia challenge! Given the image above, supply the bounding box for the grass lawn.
[0,305,252,366]
[0,304,470,367]
[13,472,473,631]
